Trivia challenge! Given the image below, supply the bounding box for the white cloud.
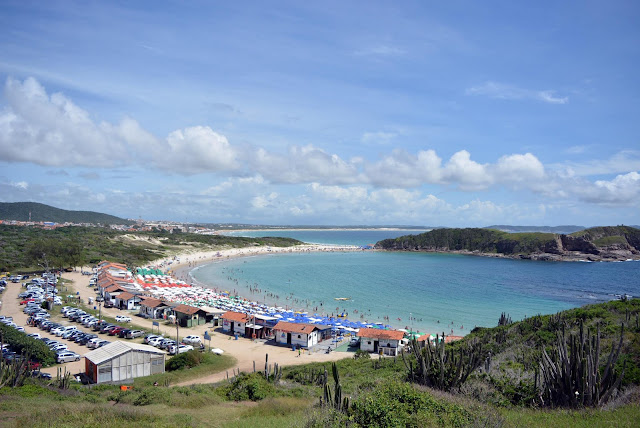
[11,180,29,189]
[493,153,545,183]
[579,171,640,205]
[443,150,492,190]
[249,145,361,185]
[536,90,568,105]
[361,131,397,145]
[466,81,568,104]
[554,150,640,176]
[161,126,238,174]
[355,44,405,57]
[0,77,151,167]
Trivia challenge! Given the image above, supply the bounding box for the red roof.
[173,304,202,315]
[116,291,139,301]
[445,335,464,343]
[140,298,167,308]
[221,311,249,323]
[104,284,129,293]
[273,321,319,334]
[357,328,404,341]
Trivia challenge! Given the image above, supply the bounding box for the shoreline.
[158,246,443,336]
[377,248,640,263]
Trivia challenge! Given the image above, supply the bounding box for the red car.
[108,326,124,336]
[20,299,35,305]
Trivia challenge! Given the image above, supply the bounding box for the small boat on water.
[335,297,350,301]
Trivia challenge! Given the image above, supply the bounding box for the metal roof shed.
[84,341,165,384]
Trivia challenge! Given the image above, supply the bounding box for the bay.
[193,230,640,335]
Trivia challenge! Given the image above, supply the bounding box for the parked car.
[117,329,131,338]
[31,370,52,380]
[49,343,68,352]
[108,326,124,336]
[86,338,103,349]
[56,351,81,363]
[126,330,144,339]
[77,333,97,345]
[147,337,165,347]
[99,324,116,334]
[144,334,162,344]
[182,335,202,345]
[169,344,194,355]
[115,315,131,323]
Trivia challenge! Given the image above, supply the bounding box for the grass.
[133,353,237,387]
[501,404,640,427]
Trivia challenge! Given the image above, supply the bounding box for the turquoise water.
[194,230,640,335]
[224,229,426,246]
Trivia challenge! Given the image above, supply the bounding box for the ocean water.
[224,229,426,246]
[193,230,640,335]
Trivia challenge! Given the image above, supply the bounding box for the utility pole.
[175,317,179,354]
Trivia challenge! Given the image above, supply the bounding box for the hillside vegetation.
[375,226,640,261]
[0,225,302,272]
[1,299,638,427]
[0,202,133,225]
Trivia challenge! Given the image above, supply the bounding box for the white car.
[57,351,81,363]
[182,335,202,345]
[169,344,194,355]
[50,343,68,352]
[147,337,165,347]
[115,315,131,323]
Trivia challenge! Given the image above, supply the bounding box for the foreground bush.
[216,372,276,401]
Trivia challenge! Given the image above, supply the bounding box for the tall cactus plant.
[321,363,349,412]
[537,320,626,407]
[401,333,482,391]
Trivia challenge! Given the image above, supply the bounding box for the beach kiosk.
[221,311,249,335]
[357,328,405,356]
[273,321,321,349]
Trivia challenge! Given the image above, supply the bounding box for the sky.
[0,1,639,227]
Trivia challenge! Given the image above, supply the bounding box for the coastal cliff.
[374,226,640,261]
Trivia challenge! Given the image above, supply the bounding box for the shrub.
[0,323,56,366]
[349,381,471,427]
[217,372,276,401]
[353,349,370,359]
[165,350,204,371]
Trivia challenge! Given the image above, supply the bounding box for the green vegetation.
[375,226,640,258]
[0,201,133,225]
[0,224,302,272]
[375,227,558,254]
[0,323,56,366]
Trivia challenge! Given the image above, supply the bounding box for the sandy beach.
[63,267,351,385]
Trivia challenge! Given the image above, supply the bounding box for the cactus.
[56,367,71,390]
[537,320,626,407]
[321,363,349,412]
[401,334,482,391]
[498,312,512,326]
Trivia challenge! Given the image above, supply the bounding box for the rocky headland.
[374,226,640,262]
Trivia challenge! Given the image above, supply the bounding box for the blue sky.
[1,0,639,226]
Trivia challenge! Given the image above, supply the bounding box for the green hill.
[0,202,132,225]
[375,226,640,261]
